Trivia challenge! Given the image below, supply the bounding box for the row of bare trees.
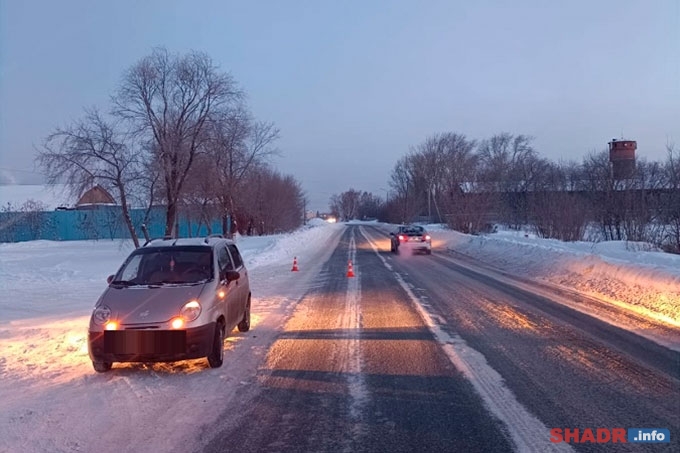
[330,132,679,253]
[328,189,382,221]
[37,48,305,247]
[382,132,680,252]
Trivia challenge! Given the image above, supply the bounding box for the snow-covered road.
[1,221,678,452]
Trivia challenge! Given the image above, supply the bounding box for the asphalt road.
[203,225,680,453]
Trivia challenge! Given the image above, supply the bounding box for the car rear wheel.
[207,322,225,368]
[238,295,251,332]
[93,361,112,373]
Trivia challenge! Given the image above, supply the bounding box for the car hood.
[99,284,205,325]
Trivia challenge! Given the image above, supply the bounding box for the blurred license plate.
[104,330,186,354]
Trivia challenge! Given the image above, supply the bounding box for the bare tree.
[37,109,141,247]
[620,159,665,243]
[19,200,53,240]
[329,189,361,221]
[478,133,539,228]
[529,161,589,241]
[412,135,449,220]
[663,143,680,252]
[435,133,483,230]
[113,48,242,236]
[130,150,162,242]
[182,154,221,235]
[239,165,304,234]
[357,192,381,220]
[579,150,621,240]
[577,150,664,243]
[392,132,494,230]
[389,156,420,223]
[203,106,280,235]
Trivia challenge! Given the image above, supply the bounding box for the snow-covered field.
[1,220,678,452]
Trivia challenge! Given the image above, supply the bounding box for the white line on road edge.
[359,227,573,453]
[342,230,368,451]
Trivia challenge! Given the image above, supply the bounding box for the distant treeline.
[331,133,680,254]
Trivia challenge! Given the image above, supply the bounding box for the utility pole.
[302,198,307,225]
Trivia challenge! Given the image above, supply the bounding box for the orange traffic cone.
[291,257,299,272]
[346,260,355,278]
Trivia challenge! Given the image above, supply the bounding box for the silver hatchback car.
[87,236,251,372]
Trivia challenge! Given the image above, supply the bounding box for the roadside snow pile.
[431,226,680,326]
[240,221,343,270]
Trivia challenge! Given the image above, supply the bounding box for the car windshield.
[113,246,214,286]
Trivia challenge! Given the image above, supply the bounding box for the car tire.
[426,249,432,255]
[93,361,112,373]
[238,295,251,333]
[207,322,225,368]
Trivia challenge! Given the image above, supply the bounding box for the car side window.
[217,245,234,272]
[227,244,244,269]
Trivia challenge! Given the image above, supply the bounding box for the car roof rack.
[143,236,174,246]
[204,234,224,243]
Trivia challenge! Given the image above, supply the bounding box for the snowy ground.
[1,220,678,452]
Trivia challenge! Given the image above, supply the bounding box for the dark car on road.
[87,236,251,372]
[390,225,432,255]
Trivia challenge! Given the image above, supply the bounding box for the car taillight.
[398,235,405,241]
[425,235,431,241]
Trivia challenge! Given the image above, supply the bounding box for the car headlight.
[180,300,201,322]
[93,305,112,325]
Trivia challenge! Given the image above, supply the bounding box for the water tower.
[608,138,636,180]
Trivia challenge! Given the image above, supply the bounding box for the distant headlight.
[180,300,201,322]
[93,305,111,325]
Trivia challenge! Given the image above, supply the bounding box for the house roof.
[76,185,116,206]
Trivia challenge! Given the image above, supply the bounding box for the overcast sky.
[1,1,678,211]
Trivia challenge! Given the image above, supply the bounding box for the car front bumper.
[88,322,216,363]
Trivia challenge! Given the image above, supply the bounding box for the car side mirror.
[107,275,114,284]
[389,232,394,236]
[224,270,240,282]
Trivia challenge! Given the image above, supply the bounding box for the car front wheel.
[93,361,112,373]
[238,295,251,332]
[207,322,225,368]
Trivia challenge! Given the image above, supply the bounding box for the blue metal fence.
[0,206,227,242]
